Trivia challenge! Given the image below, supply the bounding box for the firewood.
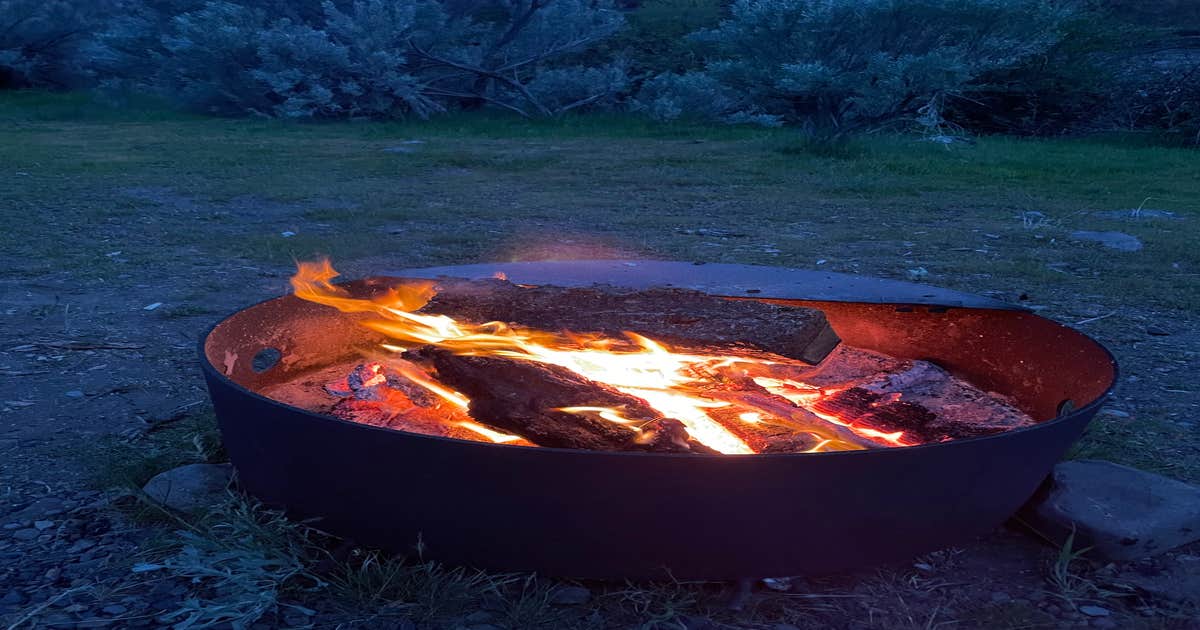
[696,377,883,450]
[404,346,708,453]
[811,387,1006,442]
[703,406,824,453]
[418,279,841,364]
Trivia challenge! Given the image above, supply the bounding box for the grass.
[5,90,1199,627]
[83,409,224,491]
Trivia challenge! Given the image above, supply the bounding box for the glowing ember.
[285,260,1032,453]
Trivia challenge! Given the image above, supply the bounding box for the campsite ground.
[1,92,1197,628]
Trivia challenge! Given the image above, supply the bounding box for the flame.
[753,377,909,446]
[291,260,906,452]
[458,421,524,443]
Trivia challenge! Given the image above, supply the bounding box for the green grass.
[4,90,1198,478]
[4,91,1200,626]
[82,409,224,491]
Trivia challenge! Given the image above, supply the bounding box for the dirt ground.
[1,97,1198,628]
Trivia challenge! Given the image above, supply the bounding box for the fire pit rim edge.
[197,262,1118,460]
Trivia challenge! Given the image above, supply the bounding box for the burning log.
[703,407,824,453]
[404,346,709,453]
[418,279,841,364]
[812,387,1006,443]
[695,375,884,450]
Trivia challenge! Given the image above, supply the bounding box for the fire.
[290,260,905,453]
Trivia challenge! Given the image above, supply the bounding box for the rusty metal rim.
[198,261,1117,460]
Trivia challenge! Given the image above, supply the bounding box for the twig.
[1074,312,1116,325]
[143,400,207,433]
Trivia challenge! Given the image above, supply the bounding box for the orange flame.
[291,260,905,453]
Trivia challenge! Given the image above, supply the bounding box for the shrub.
[630,71,779,125]
[947,6,1126,135]
[659,0,1073,135]
[0,0,107,89]
[101,0,628,119]
[604,0,724,75]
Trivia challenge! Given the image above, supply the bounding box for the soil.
[2,254,1197,629]
[1,111,1197,627]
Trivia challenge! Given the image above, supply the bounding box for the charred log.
[812,387,1005,443]
[695,373,883,450]
[418,279,841,364]
[404,346,707,453]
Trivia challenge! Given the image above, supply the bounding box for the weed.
[131,497,325,628]
[1046,531,1095,607]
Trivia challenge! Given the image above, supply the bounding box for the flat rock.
[1022,460,1200,561]
[11,528,39,541]
[1069,230,1143,252]
[142,463,233,512]
[6,497,65,523]
[1,589,27,605]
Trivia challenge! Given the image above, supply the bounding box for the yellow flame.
[292,260,903,453]
[458,421,524,443]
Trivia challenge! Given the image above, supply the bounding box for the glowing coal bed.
[258,261,1035,456]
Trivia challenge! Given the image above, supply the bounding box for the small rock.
[762,576,793,591]
[549,585,591,605]
[1146,327,1169,336]
[906,267,929,279]
[34,520,55,530]
[67,539,95,553]
[1,589,27,605]
[142,302,163,311]
[66,390,85,398]
[142,463,234,512]
[44,567,61,581]
[1079,605,1110,617]
[913,562,935,572]
[1021,460,1200,560]
[1069,231,1143,252]
[280,231,296,238]
[11,528,39,541]
[41,612,76,628]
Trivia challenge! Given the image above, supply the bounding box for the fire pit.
[201,260,1116,579]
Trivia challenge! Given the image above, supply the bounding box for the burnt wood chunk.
[812,387,1004,443]
[403,346,703,453]
[418,279,841,364]
[696,375,882,450]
